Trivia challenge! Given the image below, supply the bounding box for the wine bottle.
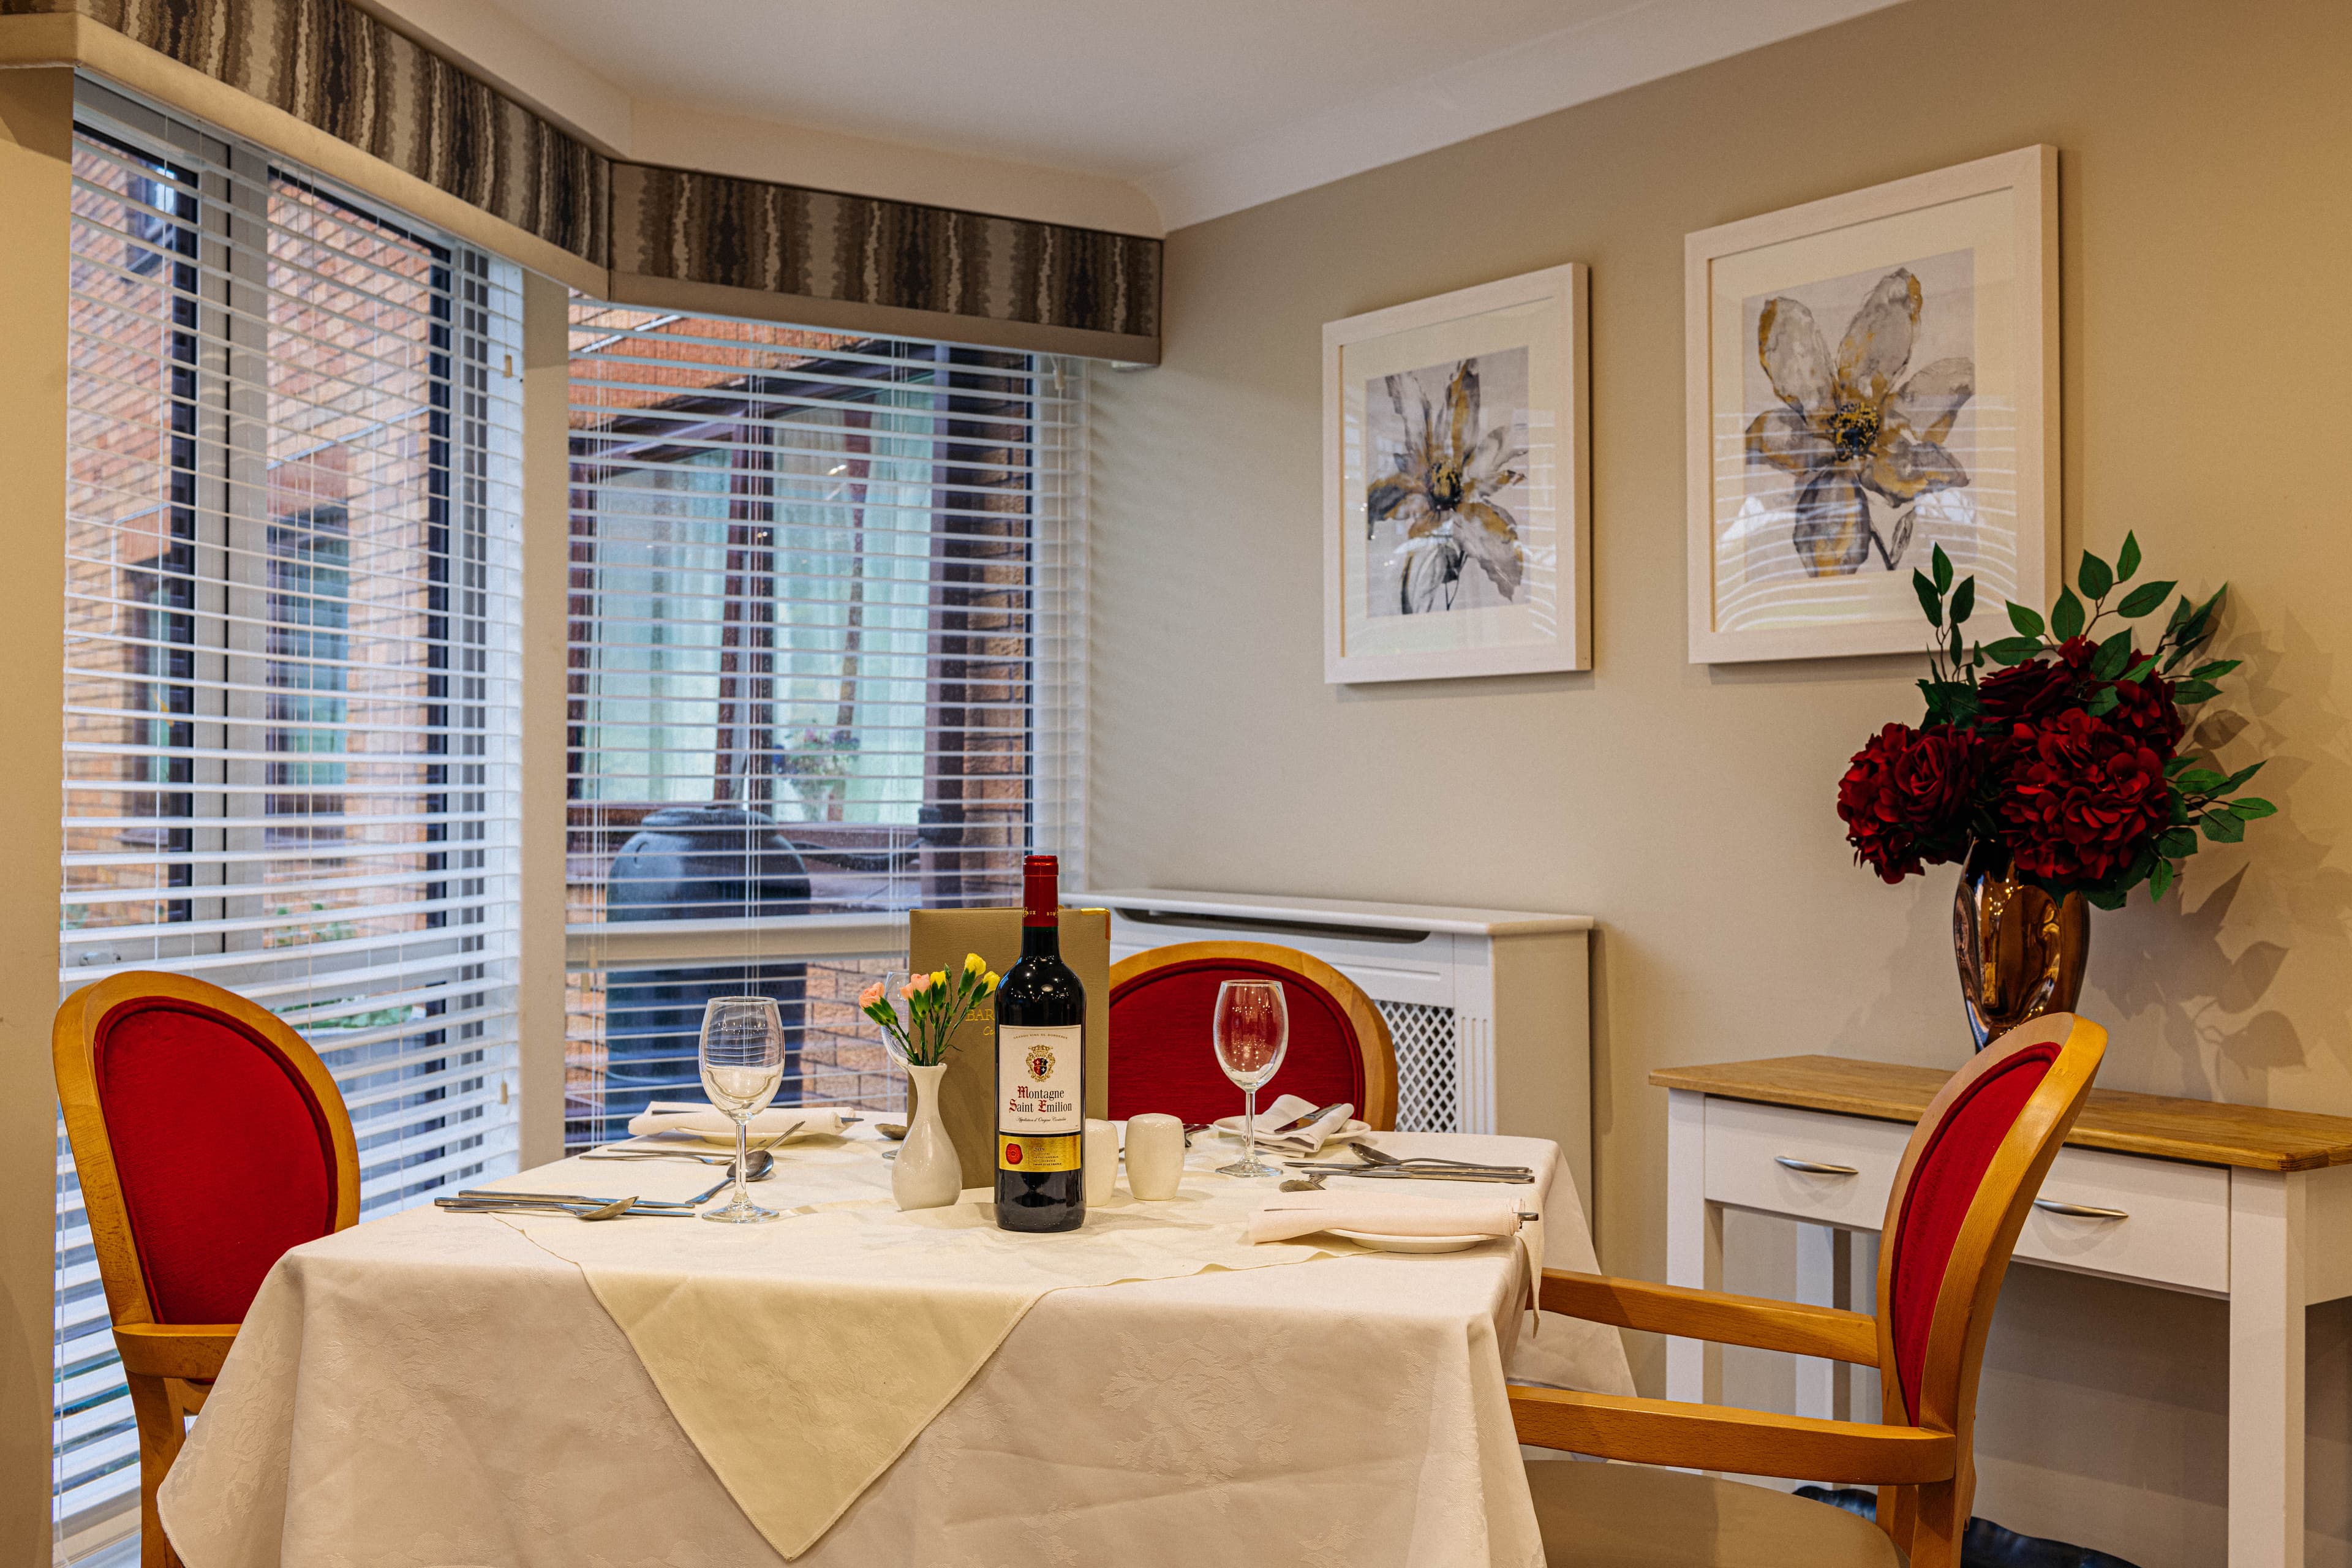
[994,854,1085,1232]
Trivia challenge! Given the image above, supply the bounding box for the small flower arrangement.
[1836,533,2276,908]
[859,954,999,1068]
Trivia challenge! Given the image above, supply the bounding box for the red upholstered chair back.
[55,972,361,1332]
[1872,1013,2105,1455]
[1107,941,1398,1129]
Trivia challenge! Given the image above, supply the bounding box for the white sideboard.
[1087,888,1596,1223]
[1653,1055,2352,1568]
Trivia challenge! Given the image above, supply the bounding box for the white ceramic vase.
[892,1062,962,1211]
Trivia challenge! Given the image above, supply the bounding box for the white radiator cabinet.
[1089,889,1596,1221]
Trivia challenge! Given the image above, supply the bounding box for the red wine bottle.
[994,854,1085,1232]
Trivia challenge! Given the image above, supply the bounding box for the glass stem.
[1243,1085,1257,1171]
[733,1114,750,1211]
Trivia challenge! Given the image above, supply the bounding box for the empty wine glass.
[699,995,784,1223]
[1213,979,1289,1177]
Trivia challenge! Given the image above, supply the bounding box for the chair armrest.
[1538,1269,1879,1365]
[114,1323,237,1382]
[1510,1387,1954,1485]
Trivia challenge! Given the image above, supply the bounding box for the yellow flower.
[1365,359,1526,614]
[932,970,948,990]
[963,952,987,978]
[1745,268,1975,577]
[984,971,1000,991]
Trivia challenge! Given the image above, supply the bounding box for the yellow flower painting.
[1743,262,1976,578]
[1364,350,1529,616]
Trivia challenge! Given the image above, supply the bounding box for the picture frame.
[1323,262,1589,684]
[1685,146,2058,664]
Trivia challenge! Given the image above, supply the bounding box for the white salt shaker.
[1083,1119,1118,1207]
[1123,1113,1185,1200]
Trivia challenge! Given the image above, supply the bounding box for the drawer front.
[1704,1100,1905,1229]
[1703,1099,2232,1296]
[2015,1145,2229,1294]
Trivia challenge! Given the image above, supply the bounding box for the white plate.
[1327,1228,1493,1254]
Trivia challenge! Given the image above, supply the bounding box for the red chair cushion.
[91,998,342,1325]
[1885,1043,2059,1422]
[1107,958,1368,1125]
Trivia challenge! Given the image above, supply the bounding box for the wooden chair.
[1106,940,1399,1129]
[1511,1012,2107,1568]
[54,971,361,1568]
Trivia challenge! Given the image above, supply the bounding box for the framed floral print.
[1686,146,2058,663]
[1324,263,1589,684]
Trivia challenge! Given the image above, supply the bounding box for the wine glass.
[1213,979,1289,1177]
[699,995,785,1223]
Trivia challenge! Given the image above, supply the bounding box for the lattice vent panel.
[1378,1001,1458,1132]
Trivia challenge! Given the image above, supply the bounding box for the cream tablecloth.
[160,1127,1631,1568]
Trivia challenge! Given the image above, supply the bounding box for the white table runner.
[160,1128,1630,1568]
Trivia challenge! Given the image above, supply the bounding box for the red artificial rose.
[1837,723,1980,884]
[1996,709,2171,886]
[1978,636,2185,755]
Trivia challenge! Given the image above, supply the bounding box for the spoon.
[1278,1170,1329,1193]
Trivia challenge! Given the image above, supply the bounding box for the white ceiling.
[384,0,1904,233]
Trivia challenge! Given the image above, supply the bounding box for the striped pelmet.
[614,163,1161,344]
[10,0,609,263]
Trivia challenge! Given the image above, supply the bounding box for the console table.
[1651,1055,2352,1568]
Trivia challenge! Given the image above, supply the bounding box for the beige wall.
[1085,1,2352,1562]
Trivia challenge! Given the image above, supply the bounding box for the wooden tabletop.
[1649,1054,2352,1172]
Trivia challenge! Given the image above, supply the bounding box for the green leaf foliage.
[2078,551,2114,600]
[2005,600,2045,638]
[2084,887,2128,911]
[2117,579,2177,619]
[2116,531,2142,582]
[2200,810,2245,844]
[2192,660,2242,680]
[2124,655,2160,684]
[1932,545,1953,595]
[2230,797,2278,820]
[2173,767,2228,793]
[1913,571,1942,628]
[1950,576,1975,626]
[2091,629,2134,681]
[2222,761,2265,790]
[2163,754,2198,776]
[1985,636,2045,667]
[2149,859,2174,902]
[2156,827,2200,859]
[2051,587,2086,641]
[2084,686,2120,718]
[2173,679,2222,703]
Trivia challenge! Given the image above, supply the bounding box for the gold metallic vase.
[1952,842,2090,1051]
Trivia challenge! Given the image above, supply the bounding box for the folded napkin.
[625,1102,851,1144]
[1246,1191,1526,1245]
[1217,1095,1359,1155]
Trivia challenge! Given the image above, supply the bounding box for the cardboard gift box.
[907,906,1110,1190]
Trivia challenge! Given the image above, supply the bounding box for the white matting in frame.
[1324,262,1589,684]
[1685,146,2058,664]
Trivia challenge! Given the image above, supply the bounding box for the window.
[57,86,522,1545]
[564,311,1085,1145]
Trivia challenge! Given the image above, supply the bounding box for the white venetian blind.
[563,309,1085,1144]
[56,86,523,1536]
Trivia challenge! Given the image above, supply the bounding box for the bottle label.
[997,1023,1082,1135]
[998,1133,1080,1172]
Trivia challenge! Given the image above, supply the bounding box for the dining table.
[159,1119,1632,1568]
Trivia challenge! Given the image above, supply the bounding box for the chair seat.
[1526,1460,1905,1568]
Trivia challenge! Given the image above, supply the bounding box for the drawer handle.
[1774,1156,1858,1177]
[2034,1198,2128,1221]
